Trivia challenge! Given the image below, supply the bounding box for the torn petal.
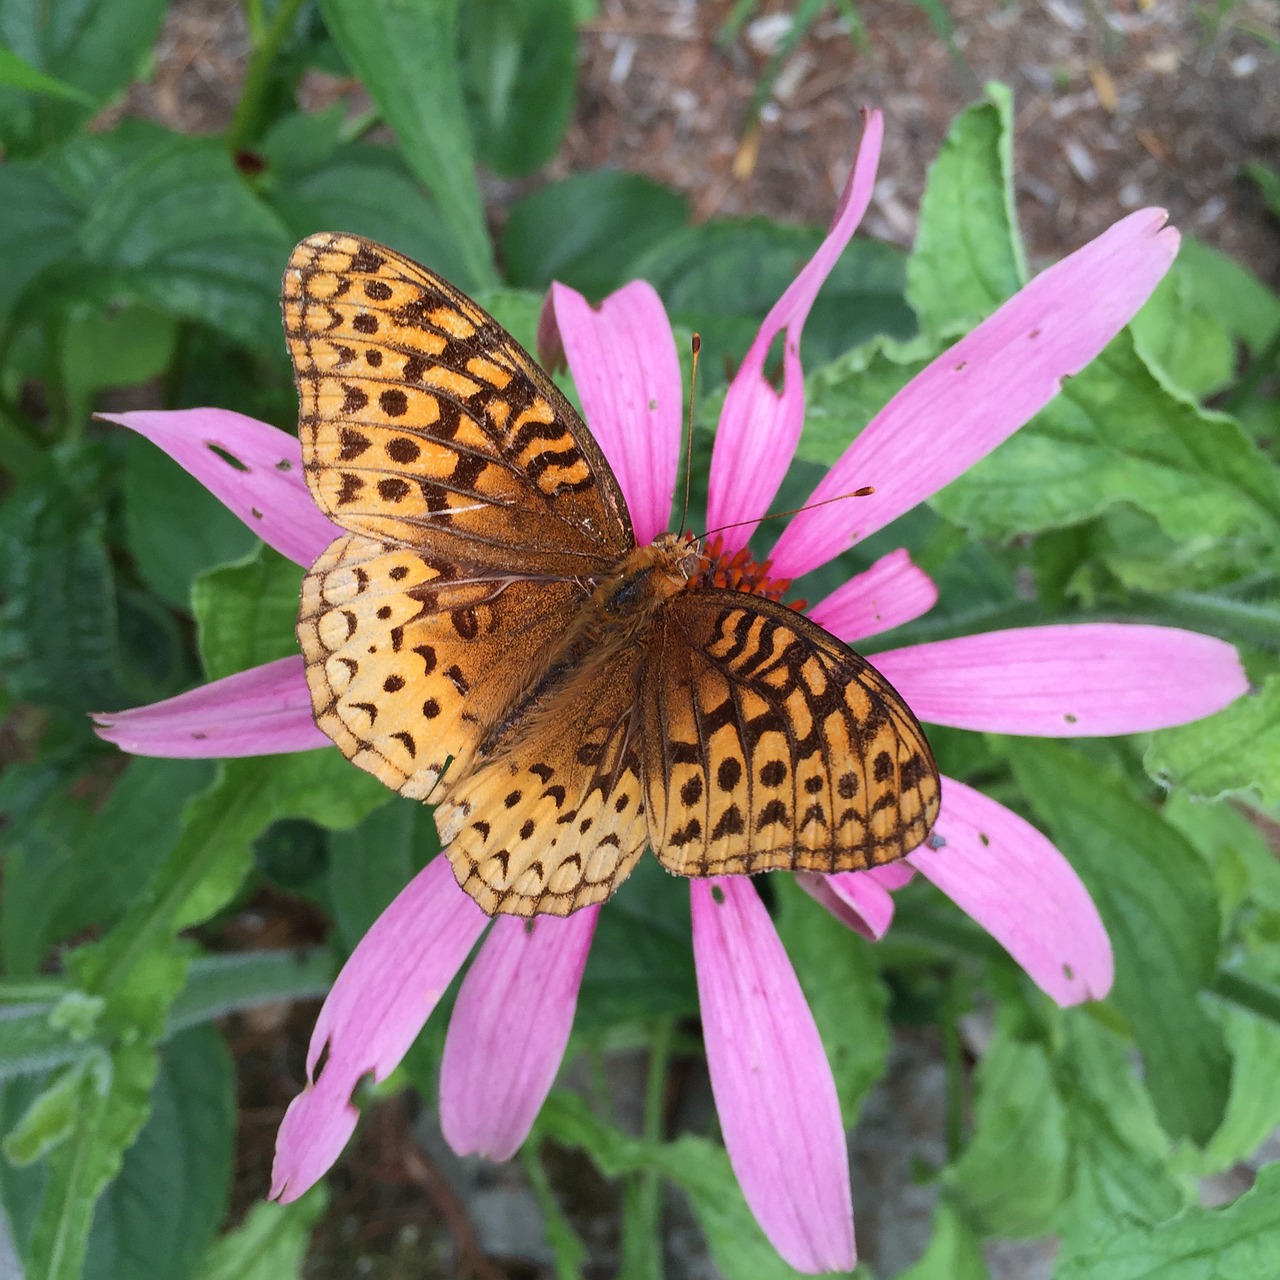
[100,409,341,568]
[707,111,884,548]
[271,856,487,1202]
[771,208,1180,577]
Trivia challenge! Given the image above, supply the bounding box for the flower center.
[688,534,805,610]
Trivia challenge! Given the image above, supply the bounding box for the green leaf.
[897,1202,988,1280]
[576,857,697,1030]
[75,132,291,349]
[930,330,1280,555]
[1145,676,1280,806]
[1055,1014,1186,1257]
[944,1025,1069,1237]
[24,1040,158,1280]
[192,544,304,680]
[326,798,436,951]
[906,82,1026,335]
[317,0,497,289]
[124,435,261,611]
[502,170,690,295]
[193,1189,327,1280]
[1055,1161,1280,1280]
[0,162,80,330]
[0,45,93,103]
[263,128,475,282]
[460,0,577,177]
[771,877,889,1122]
[84,1025,234,1280]
[0,0,168,151]
[4,1056,106,1167]
[1009,742,1231,1145]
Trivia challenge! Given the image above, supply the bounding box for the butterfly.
[283,233,941,917]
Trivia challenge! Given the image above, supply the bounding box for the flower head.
[95,111,1245,1272]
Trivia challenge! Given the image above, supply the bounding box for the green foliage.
[0,4,1276,1276]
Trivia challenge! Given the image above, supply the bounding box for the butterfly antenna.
[696,486,875,542]
[679,334,701,536]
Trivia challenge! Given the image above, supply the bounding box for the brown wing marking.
[435,644,649,916]
[643,590,939,877]
[283,232,634,577]
[298,532,583,800]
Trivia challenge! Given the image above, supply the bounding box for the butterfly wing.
[642,590,940,876]
[434,641,650,916]
[298,532,586,800]
[283,233,634,579]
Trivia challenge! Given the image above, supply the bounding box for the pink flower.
[95,112,1245,1273]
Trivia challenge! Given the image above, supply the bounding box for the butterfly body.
[285,233,941,917]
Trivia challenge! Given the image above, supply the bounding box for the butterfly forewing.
[284,233,634,578]
[642,590,940,877]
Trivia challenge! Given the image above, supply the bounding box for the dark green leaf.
[0,162,80,330]
[1145,676,1280,806]
[326,798,436,951]
[124,435,261,611]
[76,132,291,349]
[1010,742,1230,1144]
[576,857,697,1030]
[264,130,475,282]
[317,0,496,289]
[1056,1161,1280,1280]
[906,82,1026,335]
[84,1025,234,1280]
[0,0,167,151]
[502,170,690,295]
[192,545,305,680]
[460,0,577,177]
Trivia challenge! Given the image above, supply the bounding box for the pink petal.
[868,863,915,891]
[770,208,1180,577]
[552,281,683,545]
[92,656,328,757]
[440,907,598,1161]
[271,856,487,1202]
[691,878,854,1272]
[807,549,938,644]
[798,872,895,941]
[100,410,341,568]
[909,776,1112,1005]
[872,624,1247,736]
[706,111,883,549]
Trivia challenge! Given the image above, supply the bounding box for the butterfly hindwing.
[642,589,940,877]
[283,233,634,578]
[298,532,584,801]
[435,642,650,916]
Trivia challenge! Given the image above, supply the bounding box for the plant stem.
[226,0,309,154]
[620,1020,674,1280]
[1211,968,1280,1026]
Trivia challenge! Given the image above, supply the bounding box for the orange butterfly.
[284,233,940,916]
